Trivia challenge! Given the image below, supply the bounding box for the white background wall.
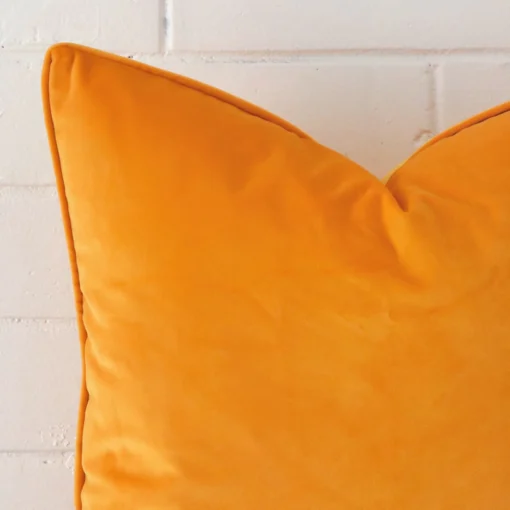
[1,1,510,508]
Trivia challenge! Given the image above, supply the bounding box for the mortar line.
[0,449,75,455]
[160,0,171,53]
[0,183,56,189]
[0,317,76,323]
[429,63,440,135]
[4,47,510,60]
[433,63,444,133]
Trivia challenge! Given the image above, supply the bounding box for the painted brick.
[144,58,432,177]
[0,0,161,52]
[0,54,55,185]
[172,0,510,51]
[0,319,79,450]
[0,188,75,318]
[439,62,510,130]
[0,452,74,510]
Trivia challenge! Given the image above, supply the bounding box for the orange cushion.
[42,43,510,509]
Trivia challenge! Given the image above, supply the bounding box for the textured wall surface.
[1,1,510,508]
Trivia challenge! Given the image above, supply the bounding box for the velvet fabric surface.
[42,43,510,509]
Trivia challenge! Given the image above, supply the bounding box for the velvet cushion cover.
[42,43,510,509]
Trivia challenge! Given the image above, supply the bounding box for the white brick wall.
[1,1,510,508]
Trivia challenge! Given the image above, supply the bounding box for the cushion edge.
[45,42,312,140]
[41,45,87,510]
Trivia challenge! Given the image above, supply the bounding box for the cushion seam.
[385,101,510,186]
[41,50,87,510]
[50,42,312,141]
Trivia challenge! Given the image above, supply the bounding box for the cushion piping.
[41,48,87,510]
